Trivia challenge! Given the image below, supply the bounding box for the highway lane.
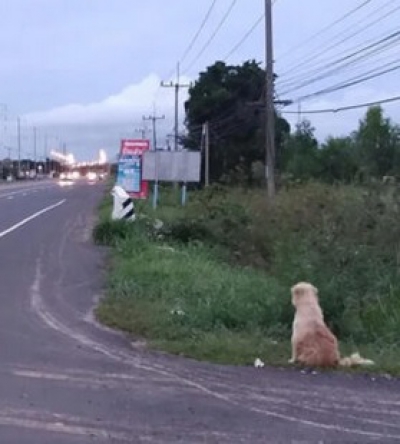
[0,182,71,234]
[0,181,400,443]
[0,180,56,199]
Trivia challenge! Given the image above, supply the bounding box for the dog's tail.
[339,352,375,367]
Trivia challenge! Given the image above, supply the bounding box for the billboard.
[142,150,201,183]
[117,139,150,199]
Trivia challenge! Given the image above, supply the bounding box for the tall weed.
[156,182,400,344]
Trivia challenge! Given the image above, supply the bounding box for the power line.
[160,63,191,151]
[280,6,400,83]
[281,94,400,114]
[278,0,373,61]
[296,60,400,102]
[278,0,398,78]
[278,23,400,88]
[179,0,218,65]
[223,14,264,60]
[279,30,400,96]
[182,0,238,74]
[219,0,280,61]
[155,0,219,95]
[279,43,400,98]
[186,92,400,144]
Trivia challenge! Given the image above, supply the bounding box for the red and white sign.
[117,139,150,199]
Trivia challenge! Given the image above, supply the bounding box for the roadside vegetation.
[93,60,400,375]
[94,182,400,374]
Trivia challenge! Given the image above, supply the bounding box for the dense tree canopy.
[280,106,400,184]
[282,120,320,181]
[354,106,400,179]
[183,60,400,186]
[183,60,290,185]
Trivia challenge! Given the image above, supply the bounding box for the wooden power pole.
[265,0,276,199]
[143,113,165,151]
[160,63,190,151]
[204,122,210,186]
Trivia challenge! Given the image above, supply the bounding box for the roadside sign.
[142,150,201,182]
[117,139,150,199]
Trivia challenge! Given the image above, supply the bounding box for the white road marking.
[0,199,66,239]
[13,369,171,384]
[0,185,55,200]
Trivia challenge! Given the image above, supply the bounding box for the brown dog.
[289,282,374,368]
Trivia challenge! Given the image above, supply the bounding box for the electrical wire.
[278,31,400,96]
[279,45,400,100]
[154,2,219,99]
[295,60,400,102]
[278,0,398,78]
[278,0,374,61]
[179,0,219,65]
[281,94,400,114]
[221,0,283,61]
[182,0,238,74]
[223,14,264,60]
[277,22,399,88]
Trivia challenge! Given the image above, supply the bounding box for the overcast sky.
[0,0,398,161]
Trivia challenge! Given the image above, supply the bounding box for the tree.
[319,136,358,183]
[354,106,400,179]
[183,60,290,185]
[282,120,321,180]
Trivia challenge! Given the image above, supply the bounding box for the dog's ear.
[291,285,301,297]
[291,284,306,303]
[291,282,308,296]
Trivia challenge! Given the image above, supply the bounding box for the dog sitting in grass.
[289,282,374,368]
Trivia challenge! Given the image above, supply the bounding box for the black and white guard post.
[111,185,136,221]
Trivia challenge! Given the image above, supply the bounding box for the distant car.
[59,172,73,181]
[86,171,97,181]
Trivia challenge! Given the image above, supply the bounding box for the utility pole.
[297,101,302,124]
[134,126,150,139]
[166,134,172,151]
[265,0,276,199]
[0,104,7,181]
[160,62,190,151]
[143,112,165,151]
[17,117,21,177]
[143,109,165,209]
[44,133,48,175]
[33,126,37,175]
[203,122,210,186]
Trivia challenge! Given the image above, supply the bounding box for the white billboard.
[142,150,201,183]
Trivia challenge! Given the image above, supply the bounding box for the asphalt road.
[0,179,399,443]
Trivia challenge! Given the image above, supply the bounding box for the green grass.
[94,182,400,375]
[96,224,289,339]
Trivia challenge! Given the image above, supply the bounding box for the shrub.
[96,181,400,360]
[93,219,135,246]
[152,182,400,344]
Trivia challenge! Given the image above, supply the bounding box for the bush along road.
[94,183,400,376]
